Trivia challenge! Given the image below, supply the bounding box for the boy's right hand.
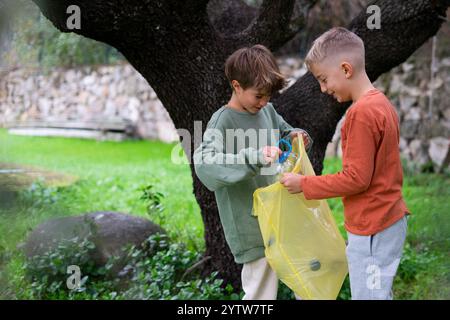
[262,146,282,164]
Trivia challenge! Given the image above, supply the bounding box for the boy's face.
[310,59,353,103]
[233,82,271,114]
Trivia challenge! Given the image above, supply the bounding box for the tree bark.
[32,0,449,290]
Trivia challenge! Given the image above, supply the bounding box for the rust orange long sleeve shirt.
[302,89,410,235]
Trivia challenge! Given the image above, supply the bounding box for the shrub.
[21,235,117,299]
[19,233,236,300]
[118,233,238,300]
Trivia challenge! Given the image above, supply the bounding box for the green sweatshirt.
[193,103,312,264]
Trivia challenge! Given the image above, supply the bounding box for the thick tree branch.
[350,0,450,80]
[207,0,257,34]
[289,0,318,35]
[31,0,210,51]
[240,0,296,44]
[221,0,317,51]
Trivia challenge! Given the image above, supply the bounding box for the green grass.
[0,128,448,299]
[0,129,203,252]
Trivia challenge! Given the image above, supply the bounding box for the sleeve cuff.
[301,176,313,199]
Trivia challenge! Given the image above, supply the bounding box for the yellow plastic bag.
[253,137,348,300]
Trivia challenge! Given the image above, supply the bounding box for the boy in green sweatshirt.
[193,45,312,299]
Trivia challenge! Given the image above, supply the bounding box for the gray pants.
[346,216,407,300]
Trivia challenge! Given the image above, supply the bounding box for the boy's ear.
[341,62,353,79]
[231,80,241,92]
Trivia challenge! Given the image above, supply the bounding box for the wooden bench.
[5,120,136,141]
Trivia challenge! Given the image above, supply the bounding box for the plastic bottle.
[276,139,298,178]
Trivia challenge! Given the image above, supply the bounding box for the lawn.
[0,129,204,251]
[0,128,448,299]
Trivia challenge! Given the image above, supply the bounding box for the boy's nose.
[320,83,327,93]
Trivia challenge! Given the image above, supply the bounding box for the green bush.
[397,242,438,283]
[394,242,449,299]
[21,235,116,299]
[19,180,60,208]
[118,233,238,300]
[3,1,124,69]
[140,184,166,226]
[337,276,351,300]
[18,233,237,300]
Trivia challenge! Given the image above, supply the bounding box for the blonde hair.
[225,44,287,95]
[305,27,365,71]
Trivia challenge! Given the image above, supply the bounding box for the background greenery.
[0,129,448,299]
[1,1,124,70]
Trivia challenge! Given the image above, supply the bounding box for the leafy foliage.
[140,184,166,225]
[20,236,116,299]
[17,233,237,300]
[2,1,124,69]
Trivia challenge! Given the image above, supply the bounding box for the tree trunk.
[32,0,449,290]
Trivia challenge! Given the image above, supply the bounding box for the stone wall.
[0,63,179,142]
[379,56,449,172]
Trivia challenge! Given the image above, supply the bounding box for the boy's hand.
[290,131,311,149]
[280,173,304,193]
[262,146,281,164]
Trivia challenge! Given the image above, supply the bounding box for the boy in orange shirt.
[280,27,410,300]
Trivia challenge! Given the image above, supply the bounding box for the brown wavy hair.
[225,44,287,95]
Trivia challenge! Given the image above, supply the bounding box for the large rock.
[428,137,450,173]
[401,120,419,139]
[408,139,431,167]
[23,212,165,274]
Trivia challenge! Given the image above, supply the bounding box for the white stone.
[399,137,407,151]
[440,58,450,67]
[325,141,338,158]
[409,139,430,165]
[405,86,422,97]
[389,75,403,94]
[124,97,140,122]
[404,107,421,121]
[428,137,450,170]
[38,98,52,116]
[24,78,35,92]
[443,108,450,121]
[115,95,128,109]
[399,95,416,111]
[292,68,307,79]
[428,77,443,90]
[82,75,96,87]
[157,121,179,143]
[336,140,343,158]
[149,90,158,100]
[402,63,414,73]
[65,70,76,83]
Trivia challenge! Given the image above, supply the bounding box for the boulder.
[23,211,165,274]
[400,120,419,139]
[408,139,431,167]
[325,140,338,158]
[404,107,421,121]
[428,137,450,172]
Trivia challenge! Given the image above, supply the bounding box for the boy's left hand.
[280,173,304,194]
[290,131,311,149]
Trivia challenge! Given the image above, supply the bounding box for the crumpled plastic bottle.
[276,138,299,179]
